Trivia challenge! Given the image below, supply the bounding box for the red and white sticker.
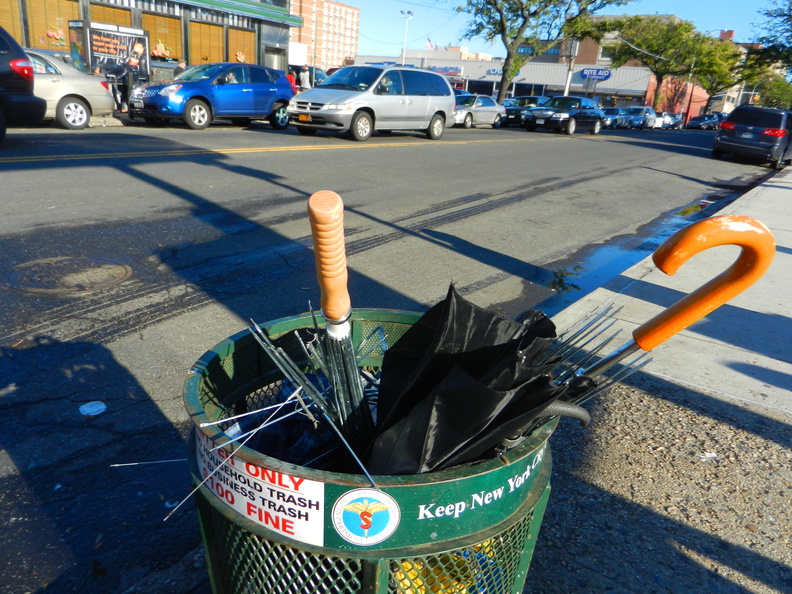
[195,431,325,546]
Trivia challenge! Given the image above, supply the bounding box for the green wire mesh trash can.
[184,309,558,594]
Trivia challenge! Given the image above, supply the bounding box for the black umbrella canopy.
[367,284,590,475]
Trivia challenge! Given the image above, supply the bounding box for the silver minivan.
[287,65,454,141]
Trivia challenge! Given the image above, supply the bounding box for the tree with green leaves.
[600,16,700,111]
[694,38,766,114]
[757,0,792,67]
[455,0,633,104]
[756,74,792,109]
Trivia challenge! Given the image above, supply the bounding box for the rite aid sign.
[580,68,611,81]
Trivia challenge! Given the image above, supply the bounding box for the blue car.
[129,62,295,130]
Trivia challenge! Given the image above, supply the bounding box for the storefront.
[0,0,300,71]
[355,52,654,106]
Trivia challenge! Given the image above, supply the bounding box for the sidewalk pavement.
[523,167,792,592]
[551,167,792,417]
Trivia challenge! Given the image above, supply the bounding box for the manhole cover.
[4,257,132,294]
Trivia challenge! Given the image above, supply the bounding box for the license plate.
[298,114,312,122]
[536,119,545,125]
[132,100,143,109]
[739,132,754,139]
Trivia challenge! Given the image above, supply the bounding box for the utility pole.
[562,38,579,96]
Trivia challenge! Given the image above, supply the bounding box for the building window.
[90,4,132,27]
[517,46,534,55]
[143,13,183,61]
[26,0,81,50]
[189,21,224,64]
[228,27,256,63]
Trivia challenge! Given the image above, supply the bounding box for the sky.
[351,0,772,59]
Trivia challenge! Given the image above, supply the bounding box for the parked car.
[287,65,454,141]
[0,26,46,143]
[26,49,114,129]
[523,95,605,135]
[661,112,683,129]
[129,62,295,130]
[502,95,549,127]
[712,105,792,169]
[453,88,472,97]
[453,94,506,128]
[601,107,629,129]
[686,114,719,130]
[625,106,657,129]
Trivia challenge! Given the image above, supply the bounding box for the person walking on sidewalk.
[299,65,312,92]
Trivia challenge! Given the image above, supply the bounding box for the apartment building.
[289,0,359,71]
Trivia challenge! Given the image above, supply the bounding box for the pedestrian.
[286,69,297,94]
[299,65,312,91]
[173,60,187,77]
[105,61,130,113]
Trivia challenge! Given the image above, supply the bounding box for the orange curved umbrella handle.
[633,215,775,352]
[308,190,351,323]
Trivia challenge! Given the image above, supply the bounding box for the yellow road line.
[0,136,547,164]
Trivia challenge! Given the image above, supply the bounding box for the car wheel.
[350,111,373,141]
[770,157,785,170]
[231,118,251,127]
[425,113,445,140]
[184,99,211,130]
[525,123,536,132]
[268,105,290,130]
[296,126,317,136]
[56,97,90,130]
[463,113,473,129]
[564,117,576,135]
[492,115,502,129]
[590,119,602,135]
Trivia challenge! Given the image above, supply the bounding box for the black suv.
[523,95,605,135]
[0,26,46,142]
[712,105,792,169]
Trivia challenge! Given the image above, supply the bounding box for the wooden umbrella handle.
[308,190,351,323]
[633,215,775,352]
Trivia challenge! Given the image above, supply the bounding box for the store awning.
[180,0,303,27]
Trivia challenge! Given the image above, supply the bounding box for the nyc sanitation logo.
[332,489,400,546]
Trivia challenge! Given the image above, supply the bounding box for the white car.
[453,94,506,129]
[26,49,115,129]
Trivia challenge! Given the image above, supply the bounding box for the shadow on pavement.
[0,337,197,593]
[525,372,792,593]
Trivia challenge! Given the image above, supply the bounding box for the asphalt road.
[0,120,773,593]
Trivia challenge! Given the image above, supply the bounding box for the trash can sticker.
[332,489,401,546]
[195,432,326,546]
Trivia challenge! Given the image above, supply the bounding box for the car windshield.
[179,63,226,81]
[626,108,644,115]
[456,96,476,107]
[318,66,383,91]
[512,97,538,107]
[544,97,581,110]
[603,108,619,115]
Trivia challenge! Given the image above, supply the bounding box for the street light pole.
[401,10,414,66]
